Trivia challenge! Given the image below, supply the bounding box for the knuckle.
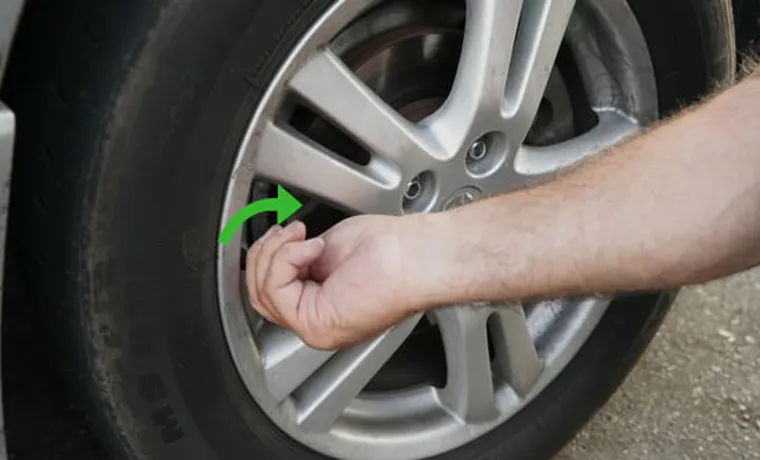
[246,249,261,270]
[267,226,286,243]
[275,242,297,258]
[249,237,264,251]
[248,294,266,314]
[251,303,272,322]
[247,285,261,308]
[259,236,278,255]
[258,241,275,257]
[276,241,303,265]
[246,246,258,263]
[301,331,339,351]
[251,287,264,305]
[258,291,275,315]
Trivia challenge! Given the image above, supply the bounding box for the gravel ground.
[3,265,760,459]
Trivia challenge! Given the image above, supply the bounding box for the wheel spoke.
[504,0,577,144]
[293,315,422,432]
[514,110,639,180]
[488,303,543,396]
[434,305,499,423]
[473,158,525,197]
[258,325,335,402]
[255,121,403,215]
[429,0,523,150]
[290,49,440,168]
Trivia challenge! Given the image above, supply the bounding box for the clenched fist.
[246,216,443,350]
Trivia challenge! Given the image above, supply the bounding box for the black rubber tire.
[3,0,734,459]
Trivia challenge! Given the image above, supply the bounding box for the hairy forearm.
[419,70,760,306]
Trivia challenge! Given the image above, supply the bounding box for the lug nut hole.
[402,171,436,213]
[466,132,507,177]
[467,139,488,161]
[404,178,423,200]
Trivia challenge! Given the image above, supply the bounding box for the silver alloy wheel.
[218,1,657,459]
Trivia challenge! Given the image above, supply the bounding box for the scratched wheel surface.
[6,0,734,459]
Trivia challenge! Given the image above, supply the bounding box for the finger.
[256,221,307,302]
[256,221,307,321]
[246,250,279,324]
[255,224,280,247]
[246,225,282,323]
[267,238,326,290]
[256,222,305,290]
[263,238,326,328]
[288,280,327,348]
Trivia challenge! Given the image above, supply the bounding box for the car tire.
[4,0,734,459]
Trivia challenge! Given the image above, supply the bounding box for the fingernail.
[305,237,325,251]
[259,226,278,241]
[284,220,303,233]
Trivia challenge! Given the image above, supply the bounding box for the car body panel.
[0,1,25,458]
[0,106,12,460]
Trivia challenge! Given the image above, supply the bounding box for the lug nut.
[402,171,435,214]
[468,139,488,161]
[404,177,423,201]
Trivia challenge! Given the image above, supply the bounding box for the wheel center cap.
[442,186,482,210]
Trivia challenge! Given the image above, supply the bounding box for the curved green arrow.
[218,185,303,245]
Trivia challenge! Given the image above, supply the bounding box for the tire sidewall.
[81,1,335,458]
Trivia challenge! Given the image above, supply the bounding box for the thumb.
[291,237,326,267]
[269,237,326,288]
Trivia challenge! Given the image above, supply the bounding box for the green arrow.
[218,185,303,245]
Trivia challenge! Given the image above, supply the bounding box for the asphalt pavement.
[558,268,760,460]
[4,265,760,459]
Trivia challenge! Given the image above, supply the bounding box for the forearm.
[420,70,760,306]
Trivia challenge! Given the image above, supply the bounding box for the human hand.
[246,216,433,350]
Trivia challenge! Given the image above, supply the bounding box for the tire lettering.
[129,325,186,444]
[152,406,185,444]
